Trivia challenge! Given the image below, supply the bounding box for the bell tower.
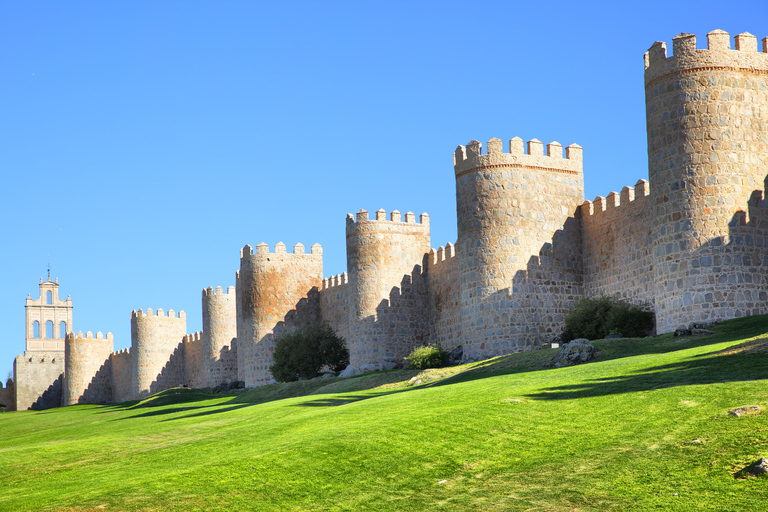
[14,275,73,410]
[25,276,73,351]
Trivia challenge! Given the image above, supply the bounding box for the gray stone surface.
[554,339,597,367]
[338,365,358,378]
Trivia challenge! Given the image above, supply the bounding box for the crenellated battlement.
[131,308,186,320]
[183,331,203,343]
[453,137,583,176]
[580,179,650,217]
[322,272,348,290]
[346,209,429,226]
[428,242,457,266]
[645,30,768,83]
[111,348,130,356]
[68,331,114,342]
[202,286,236,297]
[240,242,322,258]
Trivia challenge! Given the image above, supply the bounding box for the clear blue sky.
[1,1,764,380]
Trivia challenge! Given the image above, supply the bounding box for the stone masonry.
[7,29,768,409]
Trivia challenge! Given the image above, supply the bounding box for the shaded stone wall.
[237,242,323,387]
[110,349,132,403]
[426,242,461,351]
[645,30,768,332]
[202,286,238,387]
[454,137,585,359]
[14,352,64,410]
[183,332,206,388]
[319,273,351,344]
[581,180,654,304]
[0,379,15,411]
[130,308,187,399]
[63,331,114,405]
[345,210,431,366]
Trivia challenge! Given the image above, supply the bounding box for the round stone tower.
[130,308,186,399]
[63,331,114,406]
[236,242,323,387]
[645,30,768,332]
[454,137,584,359]
[345,209,431,366]
[202,285,237,386]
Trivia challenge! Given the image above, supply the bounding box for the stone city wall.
[426,242,461,351]
[202,286,238,387]
[63,331,114,405]
[130,308,187,399]
[454,137,585,359]
[345,209,431,366]
[237,242,323,386]
[14,351,64,410]
[645,30,768,331]
[319,272,351,343]
[183,332,206,389]
[0,379,15,411]
[580,179,654,304]
[110,348,132,403]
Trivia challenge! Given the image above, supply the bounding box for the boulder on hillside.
[358,364,379,374]
[554,339,598,367]
[447,346,463,365]
[380,361,398,371]
[338,365,359,378]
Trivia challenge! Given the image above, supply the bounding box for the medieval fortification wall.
[10,29,768,410]
[645,31,768,332]
[580,180,654,303]
[236,243,323,387]
[63,331,114,405]
[0,379,14,411]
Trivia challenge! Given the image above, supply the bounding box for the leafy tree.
[562,296,655,341]
[270,322,349,382]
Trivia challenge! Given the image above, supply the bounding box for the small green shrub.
[562,296,655,341]
[405,344,449,370]
[270,322,350,382]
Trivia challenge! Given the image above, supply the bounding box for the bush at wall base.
[405,344,449,370]
[270,322,350,382]
[561,296,655,342]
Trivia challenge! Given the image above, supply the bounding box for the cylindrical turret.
[645,31,768,332]
[345,209,431,366]
[63,331,114,406]
[454,137,584,359]
[202,286,237,386]
[63,331,114,405]
[236,242,323,387]
[130,308,186,399]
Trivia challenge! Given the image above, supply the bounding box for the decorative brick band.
[455,163,581,180]
[645,64,768,88]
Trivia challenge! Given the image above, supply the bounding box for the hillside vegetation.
[2,316,768,511]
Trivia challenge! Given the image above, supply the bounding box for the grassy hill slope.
[2,316,768,511]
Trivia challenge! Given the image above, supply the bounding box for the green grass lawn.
[2,315,768,511]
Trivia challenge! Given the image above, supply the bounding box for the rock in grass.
[338,365,358,378]
[729,405,761,417]
[737,457,768,477]
[448,346,463,365]
[380,361,398,371]
[554,339,597,367]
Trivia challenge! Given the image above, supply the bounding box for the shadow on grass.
[524,339,768,401]
[109,315,768,417]
[295,395,375,407]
